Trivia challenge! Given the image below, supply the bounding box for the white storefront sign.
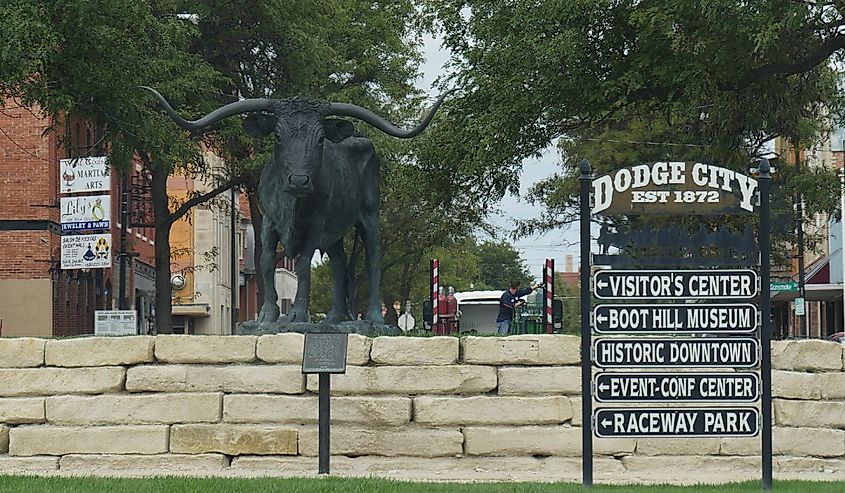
[61,234,112,270]
[59,156,110,194]
[60,195,111,232]
[94,310,137,336]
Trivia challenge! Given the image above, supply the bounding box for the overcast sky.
[418,33,582,281]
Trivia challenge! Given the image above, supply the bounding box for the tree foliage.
[423,0,845,237]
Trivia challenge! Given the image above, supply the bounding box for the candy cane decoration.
[545,258,554,334]
[431,258,439,329]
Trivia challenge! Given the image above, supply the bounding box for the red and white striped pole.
[430,258,439,331]
[544,258,554,334]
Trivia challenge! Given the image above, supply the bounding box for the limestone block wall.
[0,334,842,481]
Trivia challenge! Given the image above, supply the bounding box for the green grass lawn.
[0,477,841,493]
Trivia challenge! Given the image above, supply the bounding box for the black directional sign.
[594,372,760,403]
[595,407,760,438]
[592,303,758,334]
[593,269,758,300]
[593,337,759,368]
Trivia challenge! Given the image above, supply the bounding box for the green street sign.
[770,281,798,292]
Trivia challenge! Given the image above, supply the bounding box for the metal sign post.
[759,161,773,489]
[579,160,593,487]
[301,333,348,475]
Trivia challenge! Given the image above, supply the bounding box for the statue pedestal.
[236,319,401,337]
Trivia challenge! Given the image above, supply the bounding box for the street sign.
[593,337,759,368]
[594,407,760,438]
[770,281,798,292]
[794,297,806,316]
[59,156,110,194]
[302,333,348,374]
[593,269,758,300]
[94,310,137,336]
[592,303,758,334]
[60,234,112,270]
[60,195,111,232]
[594,372,760,403]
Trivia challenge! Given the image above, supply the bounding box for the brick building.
[0,102,156,336]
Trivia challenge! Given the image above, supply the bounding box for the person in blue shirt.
[497,280,541,335]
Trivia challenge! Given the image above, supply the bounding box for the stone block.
[0,338,45,367]
[229,456,625,481]
[775,400,845,429]
[306,365,497,394]
[370,336,458,365]
[571,397,582,426]
[773,427,845,457]
[59,454,229,473]
[0,425,8,453]
[154,335,257,363]
[719,437,759,456]
[256,333,304,364]
[464,426,633,456]
[0,397,44,424]
[224,395,411,425]
[414,396,572,425]
[498,366,581,395]
[462,335,580,365]
[0,456,58,473]
[635,438,721,456]
[9,425,169,455]
[773,370,822,399]
[299,426,463,457]
[46,393,222,425]
[170,424,297,455]
[256,333,370,366]
[45,336,154,367]
[621,455,758,477]
[819,372,845,400]
[772,340,842,372]
[775,457,845,474]
[0,367,125,397]
[126,365,304,394]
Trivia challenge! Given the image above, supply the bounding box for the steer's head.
[241,98,355,196]
[140,87,454,197]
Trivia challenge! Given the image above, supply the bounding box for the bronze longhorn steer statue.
[142,87,449,327]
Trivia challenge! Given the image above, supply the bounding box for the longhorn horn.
[139,86,275,134]
[328,90,455,139]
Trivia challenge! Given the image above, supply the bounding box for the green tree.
[474,240,532,290]
[422,0,845,228]
[1,0,223,331]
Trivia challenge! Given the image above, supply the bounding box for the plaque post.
[318,372,330,474]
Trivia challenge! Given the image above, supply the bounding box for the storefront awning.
[172,303,211,317]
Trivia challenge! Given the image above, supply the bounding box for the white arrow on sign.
[601,419,612,427]
[596,314,608,324]
[596,279,609,289]
[598,382,609,392]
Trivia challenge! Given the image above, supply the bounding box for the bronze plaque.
[302,333,348,374]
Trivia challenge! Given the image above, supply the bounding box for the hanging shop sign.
[594,372,760,403]
[60,233,112,270]
[60,195,111,232]
[593,269,758,300]
[594,407,760,438]
[593,337,759,368]
[591,162,758,215]
[592,303,758,334]
[59,156,110,194]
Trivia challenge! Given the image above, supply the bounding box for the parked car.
[826,332,845,344]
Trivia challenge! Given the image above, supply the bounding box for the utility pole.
[794,146,807,337]
[231,187,238,333]
[118,169,130,310]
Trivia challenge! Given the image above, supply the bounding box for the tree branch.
[730,34,845,90]
[169,176,242,223]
